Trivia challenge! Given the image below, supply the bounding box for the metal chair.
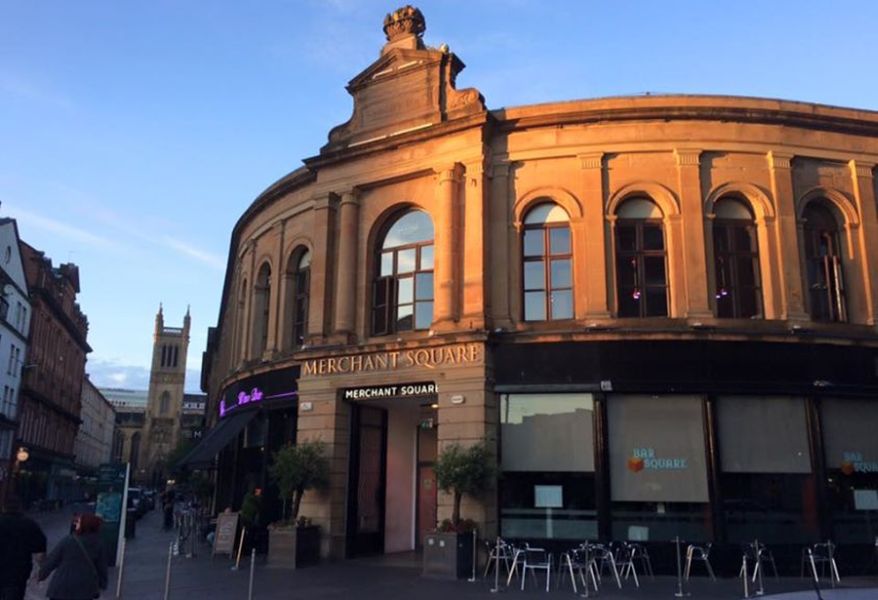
[801,541,841,585]
[483,538,512,578]
[505,543,527,588]
[684,542,716,581]
[521,545,553,591]
[739,542,779,583]
[588,542,623,589]
[619,542,654,588]
[557,546,598,594]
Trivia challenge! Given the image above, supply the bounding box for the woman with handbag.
[39,514,108,600]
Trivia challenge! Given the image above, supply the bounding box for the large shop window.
[522,203,573,321]
[713,199,762,318]
[615,199,669,318]
[821,398,878,543]
[717,396,816,544]
[803,202,847,322]
[500,394,596,540]
[372,210,434,335]
[608,395,709,541]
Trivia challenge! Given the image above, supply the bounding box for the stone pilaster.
[768,152,809,321]
[333,191,360,340]
[461,160,486,328]
[675,149,712,318]
[850,161,878,325]
[490,163,513,328]
[307,194,337,345]
[578,153,610,319]
[433,164,463,328]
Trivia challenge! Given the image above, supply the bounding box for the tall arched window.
[615,198,668,317]
[252,263,272,355]
[713,198,761,318]
[159,391,170,415]
[372,210,434,335]
[803,202,847,322]
[285,248,311,348]
[236,277,247,361]
[522,202,573,321]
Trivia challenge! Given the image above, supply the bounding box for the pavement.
[27,507,878,600]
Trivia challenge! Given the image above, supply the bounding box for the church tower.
[141,304,190,486]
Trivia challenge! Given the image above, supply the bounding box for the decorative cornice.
[578,152,603,170]
[437,163,464,184]
[768,151,794,170]
[339,190,360,207]
[674,149,701,166]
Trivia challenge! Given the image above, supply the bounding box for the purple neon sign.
[219,387,297,417]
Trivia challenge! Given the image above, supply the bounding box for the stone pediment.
[322,45,485,154]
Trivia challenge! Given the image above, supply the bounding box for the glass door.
[347,405,387,556]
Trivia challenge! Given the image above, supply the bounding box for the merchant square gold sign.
[302,343,482,376]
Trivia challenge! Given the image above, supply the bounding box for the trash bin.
[125,508,137,539]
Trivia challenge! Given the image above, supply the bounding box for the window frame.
[522,218,573,322]
[614,218,669,318]
[713,207,762,319]
[803,203,847,323]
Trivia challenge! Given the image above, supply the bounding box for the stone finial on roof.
[383,5,425,42]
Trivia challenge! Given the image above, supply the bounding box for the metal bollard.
[247,548,256,600]
[163,541,173,600]
[674,536,689,597]
[468,529,477,582]
[115,537,126,599]
[232,527,247,571]
[742,553,749,598]
[489,537,502,593]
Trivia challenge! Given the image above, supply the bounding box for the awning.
[177,410,256,469]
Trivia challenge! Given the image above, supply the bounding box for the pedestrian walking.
[0,496,47,600]
[39,514,108,600]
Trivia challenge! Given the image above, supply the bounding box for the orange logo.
[627,457,645,473]
[841,461,855,476]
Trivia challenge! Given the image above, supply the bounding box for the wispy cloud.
[162,236,226,271]
[3,204,118,249]
[0,72,74,112]
[88,359,203,393]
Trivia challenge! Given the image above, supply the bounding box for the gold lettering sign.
[303,343,482,377]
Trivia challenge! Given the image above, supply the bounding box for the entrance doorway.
[416,423,438,548]
[347,405,387,557]
[345,393,438,557]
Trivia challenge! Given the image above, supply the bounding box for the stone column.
[433,164,463,327]
[462,160,486,329]
[579,153,610,319]
[307,194,337,345]
[490,163,513,328]
[333,191,360,340]
[768,152,809,321]
[675,149,712,318]
[243,239,256,361]
[850,161,878,325]
[267,220,285,355]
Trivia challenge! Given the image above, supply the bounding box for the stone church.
[108,306,205,486]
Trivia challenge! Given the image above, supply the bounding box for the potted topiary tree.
[423,442,494,579]
[266,440,330,568]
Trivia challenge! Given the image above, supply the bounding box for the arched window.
[285,248,311,348]
[522,202,573,321]
[236,277,247,361]
[615,198,668,317]
[252,263,272,355]
[803,202,847,322]
[372,210,434,335]
[159,391,170,415]
[713,198,761,318]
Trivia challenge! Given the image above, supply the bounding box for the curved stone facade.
[202,7,878,566]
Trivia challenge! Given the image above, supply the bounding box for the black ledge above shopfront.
[493,339,878,396]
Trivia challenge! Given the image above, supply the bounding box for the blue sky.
[2,1,877,393]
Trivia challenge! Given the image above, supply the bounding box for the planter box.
[266,525,320,569]
[422,531,476,579]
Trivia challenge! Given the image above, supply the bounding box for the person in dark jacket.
[39,514,108,600]
[0,496,47,600]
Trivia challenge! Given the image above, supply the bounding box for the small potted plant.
[423,442,494,579]
[266,440,330,568]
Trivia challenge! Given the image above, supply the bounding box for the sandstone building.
[197,6,878,570]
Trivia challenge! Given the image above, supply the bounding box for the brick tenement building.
[194,6,878,573]
[17,241,90,505]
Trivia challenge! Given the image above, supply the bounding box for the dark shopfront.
[493,339,878,575]
[188,366,299,526]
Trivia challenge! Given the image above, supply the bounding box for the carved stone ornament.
[383,5,425,41]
